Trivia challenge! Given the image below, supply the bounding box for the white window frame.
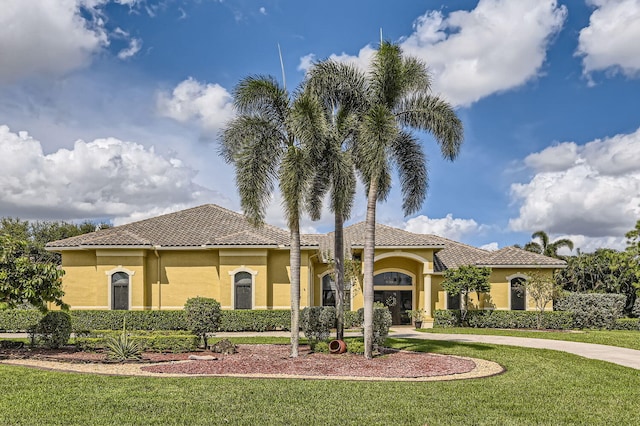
[105,266,135,311]
[506,273,529,311]
[228,266,258,310]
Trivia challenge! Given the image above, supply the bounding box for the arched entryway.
[373,271,413,325]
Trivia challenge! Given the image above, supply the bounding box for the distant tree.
[0,235,67,311]
[0,217,109,264]
[524,230,574,259]
[556,248,638,314]
[442,265,491,324]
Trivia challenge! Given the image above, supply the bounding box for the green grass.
[1,337,639,425]
[421,327,640,350]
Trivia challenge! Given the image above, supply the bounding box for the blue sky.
[1,0,639,253]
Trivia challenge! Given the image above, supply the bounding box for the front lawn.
[421,327,640,350]
[0,337,638,425]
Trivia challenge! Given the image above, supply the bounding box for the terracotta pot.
[329,339,347,354]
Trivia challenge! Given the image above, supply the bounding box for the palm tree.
[524,230,574,258]
[291,61,367,340]
[220,76,310,357]
[357,42,464,358]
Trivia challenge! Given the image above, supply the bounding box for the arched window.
[111,272,129,310]
[373,272,412,286]
[510,277,526,311]
[321,274,351,310]
[234,272,252,310]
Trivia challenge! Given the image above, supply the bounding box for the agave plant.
[104,318,143,361]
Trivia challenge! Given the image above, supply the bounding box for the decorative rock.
[188,355,218,361]
[210,339,237,355]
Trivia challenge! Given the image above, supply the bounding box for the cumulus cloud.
[509,128,640,240]
[156,77,235,135]
[298,0,566,107]
[577,0,640,78]
[404,213,485,240]
[0,0,147,83]
[0,125,223,223]
[479,242,499,251]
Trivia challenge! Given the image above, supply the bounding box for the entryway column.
[424,273,432,319]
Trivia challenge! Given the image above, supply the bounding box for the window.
[234,272,252,310]
[373,272,412,286]
[510,277,526,311]
[111,272,129,310]
[447,292,461,310]
[322,274,351,310]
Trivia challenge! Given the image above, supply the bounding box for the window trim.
[228,266,258,310]
[105,266,135,311]
[506,273,529,311]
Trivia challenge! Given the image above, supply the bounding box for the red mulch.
[0,345,477,378]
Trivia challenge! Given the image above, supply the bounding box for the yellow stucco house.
[46,204,565,325]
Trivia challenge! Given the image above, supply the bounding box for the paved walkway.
[4,328,639,370]
[217,328,640,370]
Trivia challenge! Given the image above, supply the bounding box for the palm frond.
[369,41,404,108]
[396,93,463,161]
[233,75,290,128]
[390,131,428,215]
[280,146,311,230]
[305,60,368,113]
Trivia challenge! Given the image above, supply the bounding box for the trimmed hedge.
[219,310,291,332]
[0,309,43,332]
[555,293,626,329]
[0,308,361,333]
[434,309,574,330]
[613,318,640,331]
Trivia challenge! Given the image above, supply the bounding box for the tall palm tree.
[524,230,574,258]
[291,61,367,340]
[220,76,309,357]
[357,42,464,358]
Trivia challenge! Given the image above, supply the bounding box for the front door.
[374,290,412,325]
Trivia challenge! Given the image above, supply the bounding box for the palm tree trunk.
[290,223,301,358]
[363,179,378,359]
[335,211,345,341]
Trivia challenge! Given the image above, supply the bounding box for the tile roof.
[45,204,566,269]
[46,204,318,248]
[478,246,567,267]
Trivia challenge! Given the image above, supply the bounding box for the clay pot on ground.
[329,339,347,354]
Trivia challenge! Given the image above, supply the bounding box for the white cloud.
[0,0,108,83]
[577,0,640,78]
[156,77,235,135]
[117,38,142,60]
[404,213,485,240]
[259,7,267,15]
[298,0,566,107]
[0,1,148,84]
[0,125,224,223]
[509,128,640,239]
[479,242,499,251]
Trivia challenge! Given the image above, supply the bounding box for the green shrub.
[345,339,365,354]
[434,310,461,328]
[218,310,291,332]
[300,307,336,349]
[555,293,626,329]
[33,311,71,348]
[633,299,640,318]
[184,297,221,348]
[0,309,43,332]
[75,332,199,353]
[613,318,640,330]
[105,325,143,361]
[313,341,330,354]
[357,306,392,347]
[344,311,361,329]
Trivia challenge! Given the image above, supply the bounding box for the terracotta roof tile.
[46,204,317,248]
[478,246,566,267]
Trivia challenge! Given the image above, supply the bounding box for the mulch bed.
[0,344,476,378]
